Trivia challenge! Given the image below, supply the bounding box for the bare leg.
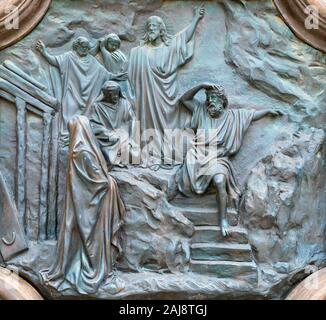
[213,174,230,237]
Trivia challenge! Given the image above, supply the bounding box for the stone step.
[172,193,217,208]
[190,260,258,282]
[182,208,238,226]
[192,226,248,244]
[191,243,252,262]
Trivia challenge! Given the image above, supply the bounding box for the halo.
[140,11,175,39]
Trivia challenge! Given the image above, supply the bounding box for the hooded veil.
[40,116,125,294]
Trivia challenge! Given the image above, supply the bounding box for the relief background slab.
[0,0,325,299]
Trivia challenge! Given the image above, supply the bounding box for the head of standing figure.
[72,36,92,57]
[205,85,228,119]
[143,16,171,46]
[106,33,121,53]
[102,81,124,105]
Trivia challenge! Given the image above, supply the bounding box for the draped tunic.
[53,51,111,135]
[129,31,194,148]
[89,98,135,165]
[178,104,255,204]
[40,116,125,294]
[101,49,134,102]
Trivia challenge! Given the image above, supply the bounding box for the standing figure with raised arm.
[35,36,126,138]
[178,83,284,237]
[99,34,133,102]
[129,4,205,161]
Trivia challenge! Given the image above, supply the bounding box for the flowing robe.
[53,51,112,135]
[40,116,125,294]
[103,49,128,74]
[178,104,255,205]
[102,49,134,102]
[129,31,194,150]
[89,98,136,165]
[51,51,113,237]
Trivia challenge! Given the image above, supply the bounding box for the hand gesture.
[195,3,205,21]
[269,108,285,117]
[59,134,70,148]
[108,131,120,144]
[113,72,128,81]
[202,82,217,90]
[35,40,46,53]
[99,37,106,48]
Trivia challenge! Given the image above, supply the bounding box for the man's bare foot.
[221,219,230,238]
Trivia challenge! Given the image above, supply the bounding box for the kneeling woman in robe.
[40,116,125,294]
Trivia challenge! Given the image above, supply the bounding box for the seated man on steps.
[177,83,284,237]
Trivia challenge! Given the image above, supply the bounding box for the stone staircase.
[171,194,258,283]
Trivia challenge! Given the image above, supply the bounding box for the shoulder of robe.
[117,50,128,59]
[130,46,140,53]
[121,99,134,114]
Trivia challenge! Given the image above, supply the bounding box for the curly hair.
[142,16,172,46]
[72,36,91,51]
[206,85,229,109]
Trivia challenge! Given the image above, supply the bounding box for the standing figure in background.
[99,34,134,103]
[178,83,284,237]
[129,4,205,162]
[36,36,128,235]
[40,116,125,294]
[35,36,127,139]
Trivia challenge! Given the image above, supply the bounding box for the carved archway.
[286,268,326,300]
[0,0,52,50]
[0,267,43,300]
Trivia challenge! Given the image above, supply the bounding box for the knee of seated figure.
[214,174,226,187]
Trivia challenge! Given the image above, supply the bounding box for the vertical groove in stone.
[15,97,26,230]
[39,112,52,241]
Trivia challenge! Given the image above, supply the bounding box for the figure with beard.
[35,36,127,138]
[129,4,205,161]
[178,83,284,237]
[36,37,128,235]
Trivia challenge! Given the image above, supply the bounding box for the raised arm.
[253,108,285,121]
[99,39,128,82]
[99,39,111,66]
[180,83,216,112]
[89,40,100,56]
[185,3,205,43]
[35,40,59,67]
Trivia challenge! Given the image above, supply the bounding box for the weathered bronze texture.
[178,83,283,237]
[286,267,326,300]
[40,116,125,294]
[0,171,28,261]
[0,267,43,300]
[0,0,52,50]
[0,0,325,300]
[274,0,326,53]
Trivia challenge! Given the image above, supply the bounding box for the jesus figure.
[129,4,205,162]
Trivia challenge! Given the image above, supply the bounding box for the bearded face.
[74,38,91,57]
[206,92,224,118]
[146,18,163,43]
